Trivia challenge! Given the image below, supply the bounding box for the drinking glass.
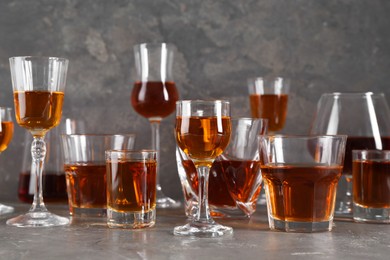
[176,117,267,218]
[131,43,180,208]
[174,100,232,237]
[248,77,289,134]
[7,56,69,227]
[0,107,14,215]
[259,135,347,232]
[310,92,390,216]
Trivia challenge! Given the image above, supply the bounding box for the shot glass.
[61,134,136,216]
[176,118,267,218]
[106,150,157,229]
[352,150,390,223]
[259,135,347,232]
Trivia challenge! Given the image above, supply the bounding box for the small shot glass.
[106,150,157,229]
[352,150,390,223]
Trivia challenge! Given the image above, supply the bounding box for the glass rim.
[352,149,390,154]
[105,149,157,155]
[320,92,385,98]
[0,107,12,111]
[176,99,230,105]
[133,42,174,49]
[9,56,69,62]
[260,134,348,140]
[247,76,289,82]
[60,133,136,137]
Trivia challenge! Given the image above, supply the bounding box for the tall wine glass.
[174,100,232,237]
[131,43,180,208]
[7,56,69,227]
[248,77,289,134]
[310,92,390,216]
[0,107,14,215]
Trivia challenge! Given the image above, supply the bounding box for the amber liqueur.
[249,94,288,132]
[353,159,390,208]
[131,81,178,119]
[107,160,157,212]
[64,163,107,210]
[175,116,231,162]
[261,164,342,222]
[14,90,64,135]
[0,121,14,152]
[182,159,262,208]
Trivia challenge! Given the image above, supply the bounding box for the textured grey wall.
[0,0,390,202]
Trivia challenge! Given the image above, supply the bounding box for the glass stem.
[195,165,213,223]
[150,120,162,193]
[30,136,48,212]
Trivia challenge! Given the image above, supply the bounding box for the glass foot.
[156,188,181,208]
[0,203,14,215]
[173,221,233,237]
[6,211,69,227]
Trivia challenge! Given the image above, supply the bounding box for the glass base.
[156,189,181,208]
[6,211,69,227]
[353,203,390,223]
[0,203,14,215]
[268,216,333,232]
[69,207,107,217]
[107,208,156,229]
[173,221,233,237]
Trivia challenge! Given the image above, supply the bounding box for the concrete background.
[0,0,390,202]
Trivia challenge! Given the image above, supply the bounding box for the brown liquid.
[18,171,67,203]
[131,81,178,119]
[0,121,14,152]
[249,94,288,132]
[353,159,390,208]
[261,164,342,222]
[182,159,262,208]
[14,91,64,136]
[344,136,390,175]
[64,163,106,213]
[107,160,157,212]
[176,116,231,165]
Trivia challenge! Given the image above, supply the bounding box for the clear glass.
[174,100,233,237]
[248,77,289,134]
[310,92,390,217]
[106,150,157,229]
[259,135,347,232]
[61,134,136,217]
[176,117,267,218]
[352,150,390,223]
[0,107,14,215]
[131,43,180,208]
[7,56,69,227]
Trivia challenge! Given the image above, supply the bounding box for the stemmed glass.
[248,77,289,134]
[131,43,180,208]
[310,92,390,216]
[174,100,232,237]
[0,107,14,215]
[7,56,69,227]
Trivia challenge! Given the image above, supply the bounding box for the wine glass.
[174,100,232,237]
[131,43,180,208]
[7,56,69,227]
[310,92,390,216]
[247,77,289,134]
[0,107,14,215]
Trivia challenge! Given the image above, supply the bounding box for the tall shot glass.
[259,135,347,232]
[352,150,390,223]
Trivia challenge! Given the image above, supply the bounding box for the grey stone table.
[0,203,389,260]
